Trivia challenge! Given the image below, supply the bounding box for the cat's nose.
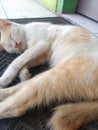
[14,42,19,48]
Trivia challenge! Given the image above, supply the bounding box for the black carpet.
[0,17,98,130]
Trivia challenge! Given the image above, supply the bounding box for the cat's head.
[0,19,27,54]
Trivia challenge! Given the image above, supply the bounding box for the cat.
[0,19,98,130]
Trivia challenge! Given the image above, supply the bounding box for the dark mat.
[0,17,98,130]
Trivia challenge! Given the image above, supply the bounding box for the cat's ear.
[0,19,11,29]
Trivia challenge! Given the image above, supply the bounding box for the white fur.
[0,21,98,87]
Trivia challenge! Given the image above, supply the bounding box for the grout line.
[0,0,8,18]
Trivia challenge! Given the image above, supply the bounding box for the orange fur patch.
[64,27,91,44]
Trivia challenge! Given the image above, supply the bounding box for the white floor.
[0,0,56,19]
[62,14,98,37]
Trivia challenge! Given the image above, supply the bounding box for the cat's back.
[51,24,98,54]
[24,22,98,60]
[49,25,98,67]
[24,22,52,32]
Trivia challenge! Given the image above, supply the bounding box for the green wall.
[38,0,57,12]
[57,0,78,13]
[38,0,78,13]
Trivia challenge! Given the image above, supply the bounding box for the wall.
[38,0,57,12]
[57,0,78,13]
[38,0,78,13]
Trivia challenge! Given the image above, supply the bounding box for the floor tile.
[1,0,56,19]
[62,14,98,33]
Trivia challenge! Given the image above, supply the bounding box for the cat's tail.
[49,101,98,130]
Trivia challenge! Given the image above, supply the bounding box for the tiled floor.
[0,0,56,19]
[62,14,98,36]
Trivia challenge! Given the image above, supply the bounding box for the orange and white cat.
[0,19,98,130]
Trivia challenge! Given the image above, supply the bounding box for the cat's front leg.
[0,74,14,88]
[0,42,50,88]
[19,67,32,81]
[0,60,19,88]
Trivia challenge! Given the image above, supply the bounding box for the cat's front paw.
[19,68,32,81]
[0,77,9,88]
[0,78,5,88]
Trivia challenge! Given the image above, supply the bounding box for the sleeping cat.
[0,19,98,130]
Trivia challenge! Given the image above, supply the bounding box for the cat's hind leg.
[0,56,97,130]
[0,56,95,118]
[0,63,69,119]
[0,83,25,101]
